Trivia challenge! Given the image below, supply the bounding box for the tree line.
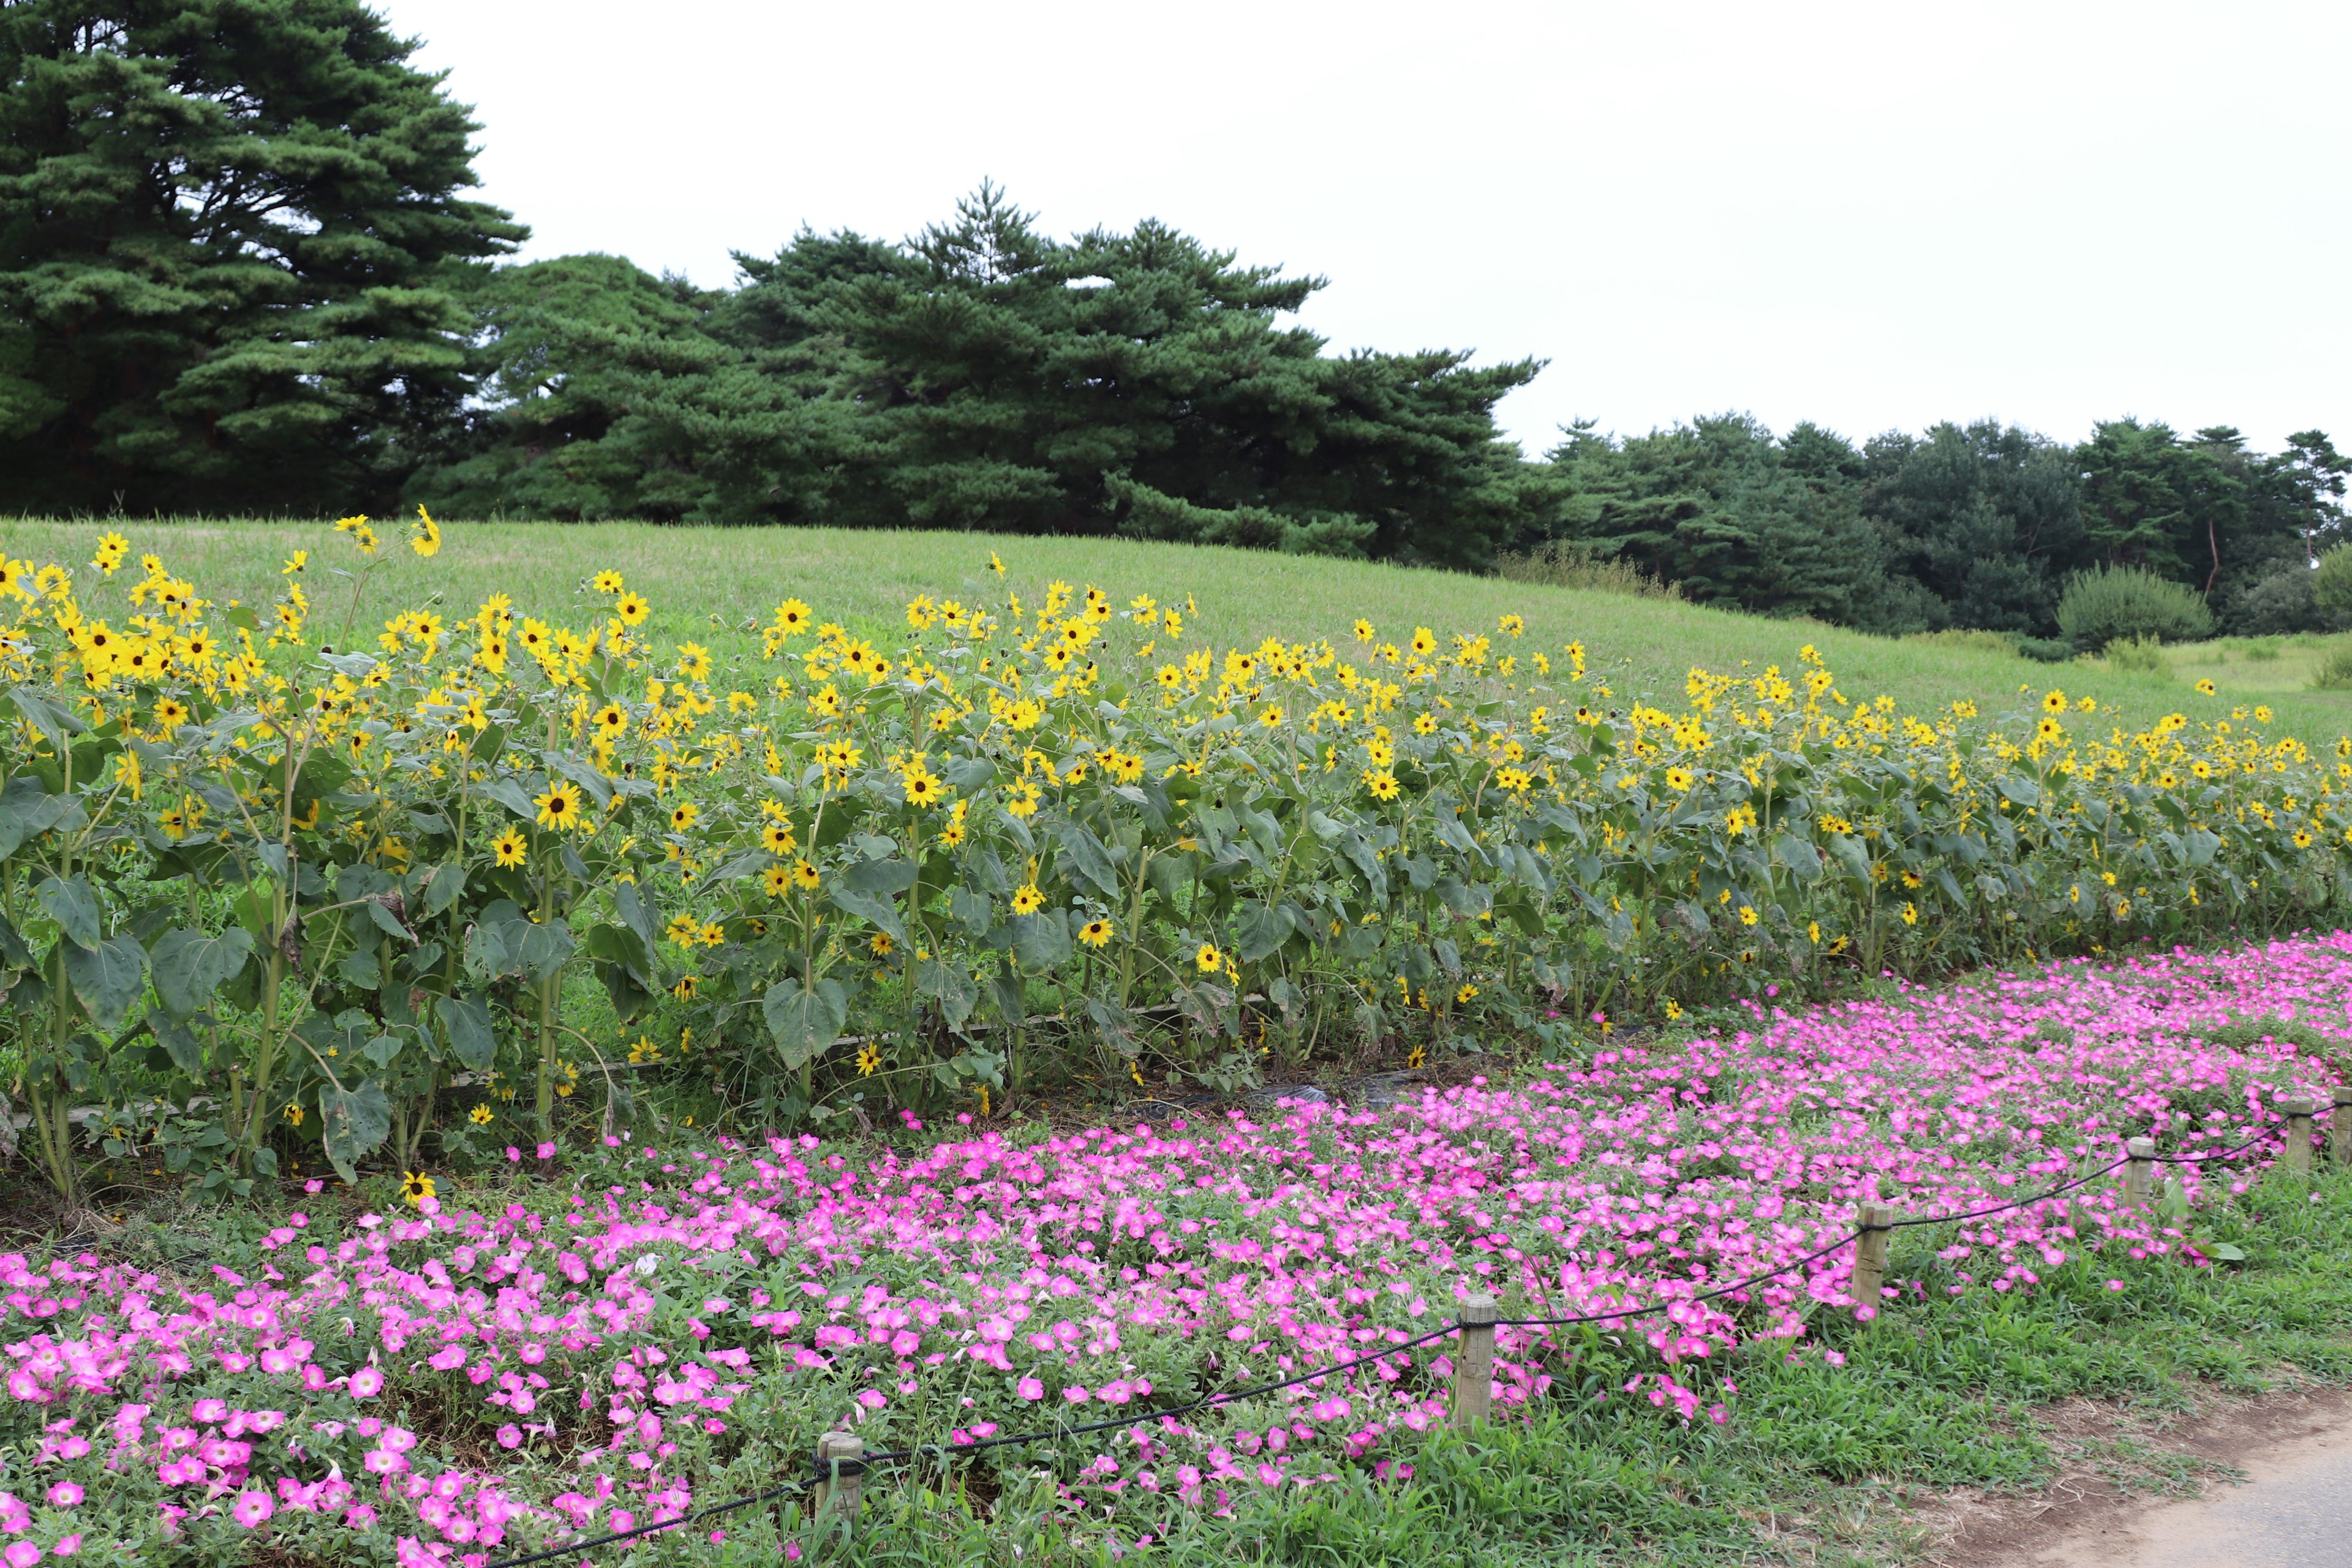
[4,1,2345,635]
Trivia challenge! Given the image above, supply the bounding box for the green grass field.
[10,516,2352,749]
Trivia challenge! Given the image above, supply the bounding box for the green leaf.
[840,857,918,895]
[364,898,413,943]
[318,1077,393,1182]
[63,934,145,1033]
[422,862,467,918]
[33,875,100,950]
[831,886,906,943]
[763,976,849,1070]
[1010,910,1070,969]
[149,926,255,1019]
[442,992,496,1071]
[337,948,382,990]
[0,775,67,861]
[914,956,979,1029]
[1052,820,1123,899]
[516,920,575,983]
[614,879,661,955]
[147,1010,205,1076]
[1825,833,1874,886]
[1235,901,1295,962]
[7,688,83,749]
[477,777,538,823]
[545,751,614,809]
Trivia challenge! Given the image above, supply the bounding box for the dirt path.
[1929,1384,2352,1567]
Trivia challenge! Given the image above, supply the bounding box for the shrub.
[2312,643,2352,691]
[2056,564,2214,650]
[2315,545,2352,617]
[2226,557,2329,635]
[2105,635,2170,676]
[1495,540,1680,599]
[1902,628,2021,657]
[2016,636,2075,663]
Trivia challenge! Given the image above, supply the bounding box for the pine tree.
[0,1,525,513]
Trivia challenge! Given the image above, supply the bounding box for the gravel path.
[2002,1397,2352,1567]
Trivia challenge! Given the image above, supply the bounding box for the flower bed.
[0,934,2344,1561]
[0,519,2345,1212]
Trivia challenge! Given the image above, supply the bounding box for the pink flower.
[1016,1378,1044,1401]
[48,1539,76,1559]
[40,1486,77,1510]
[349,1367,383,1398]
[1062,1385,1091,1404]
[537,1142,556,1159]
[232,1491,273,1528]
[496,1425,522,1449]
[4,1542,37,1567]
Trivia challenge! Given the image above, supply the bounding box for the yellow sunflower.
[534,781,585,830]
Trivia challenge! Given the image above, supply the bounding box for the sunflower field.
[0,515,2346,1201]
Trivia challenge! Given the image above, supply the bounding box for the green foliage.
[2312,544,2352,617]
[2057,564,2214,650]
[1535,415,1905,627]
[420,186,1540,568]
[1904,628,2021,657]
[1494,539,1680,598]
[2104,635,2171,675]
[0,0,526,513]
[2311,643,2352,692]
[1540,417,2350,647]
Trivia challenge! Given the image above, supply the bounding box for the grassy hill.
[10,516,2351,748]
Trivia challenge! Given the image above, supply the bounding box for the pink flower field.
[1,935,2347,1563]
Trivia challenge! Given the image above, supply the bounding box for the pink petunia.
[232,1491,273,1528]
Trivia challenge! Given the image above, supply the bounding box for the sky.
[379,0,2352,459]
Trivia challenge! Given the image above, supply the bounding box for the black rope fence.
[483,1117,2296,1568]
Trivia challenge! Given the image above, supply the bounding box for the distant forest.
[4,1,2345,638]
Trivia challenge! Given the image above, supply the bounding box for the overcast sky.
[379,0,2351,459]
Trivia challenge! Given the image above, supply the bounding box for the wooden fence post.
[2125,1137,2157,1206]
[1852,1203,1895,1321]
[812,1431,864,1527]
[2282,1096,2316,1176]
[1452,1295,1496,1431]
[2333,1087,2352,1167]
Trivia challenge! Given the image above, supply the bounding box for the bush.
[2056,564,2214,650]
[1902,628,2021,657]
[2227,557,2329,635]
[2105,635,2171,676]
[2315,546,2352,617]
[2016,636,2075,663]
[2311,644,2352,691]
[1496,540,1680,599]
